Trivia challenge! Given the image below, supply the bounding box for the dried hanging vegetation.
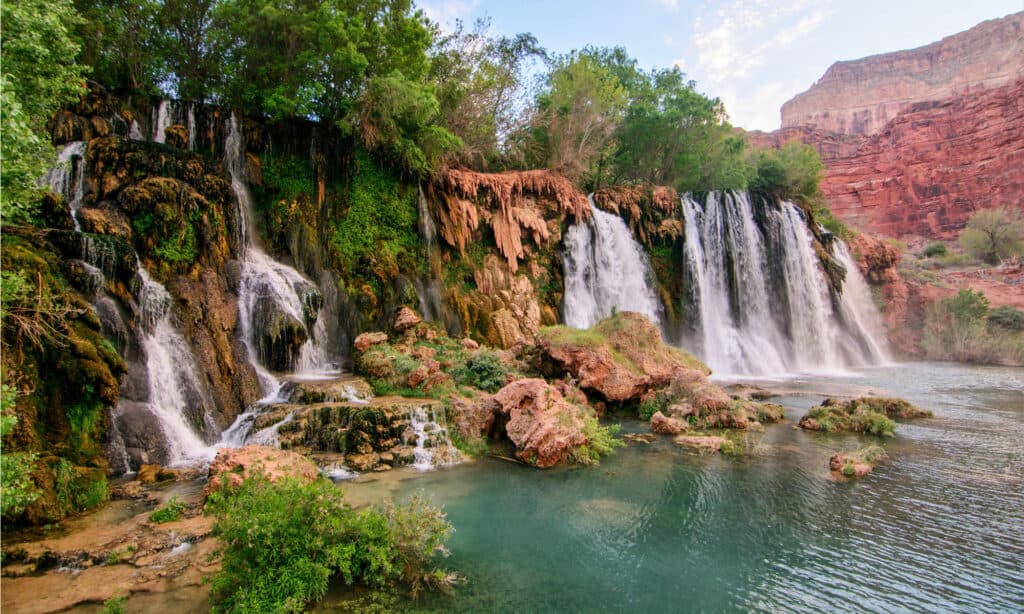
[592,184,680,246]
[430,169,589,271]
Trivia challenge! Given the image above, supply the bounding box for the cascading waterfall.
[152,100,172,143]
[224,115,334,396]
[45,141,87,230]
[680,192,887,376]
[562,197,662,329]
[47,136,222,469]
[416,187,444,322]
[186,104,196,151]
[833,242,890,362]
[407,405,458,471]
[136,268,219,465]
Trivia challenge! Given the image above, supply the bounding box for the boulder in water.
[650,411,687,434]
[487,378,589,468]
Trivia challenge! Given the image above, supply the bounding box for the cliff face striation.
[752,12,1024,238]
[781,12,1023,136]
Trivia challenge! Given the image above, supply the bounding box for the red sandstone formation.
[489,378,588,468]
[781,13,1023,136]
[751,13,1024,239]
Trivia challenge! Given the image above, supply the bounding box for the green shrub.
[1,384,38,517]
[456,351,509,393]
[205,475,456,612]
[921,289,1024,364]
[638,392,667,421]
[570,416,625,466]
[922,242,948,258]
[958,206,1024,264]
[100,596,126,614]
[150,496,186,523]
[988,305,1024,332]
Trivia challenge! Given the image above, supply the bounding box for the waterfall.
[680,192,887,376]
[416,187,444,322]
[129,120,145,141]
[186,104,196,151]
[135,268,218,465]
[407,405,458,471]
[562,197,662,329]
[224,115,334,396]
[833,242,891,363]
[152,100,172,143]
[45,142,87,230]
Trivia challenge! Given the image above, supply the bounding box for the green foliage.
[430,19,546,168]
[816,205,852,240]
[529,51,627,184]
[749,141,824,205]
[100,596,127,614]
[449,431,489,457]
[638,391,668,421]
[360,73,461,176]
[988,306,1024,332]
[570,416,624,466]
[75,0,164,95]
[958,206,1024,264]
[332,151,420,289]
[150,495,186,523]
[922,242,949,258]
[205,474,455,612]
[804,401,896,437]
[1,385,39,517]
[50,457,108,514]
[383,494,459,598]
[452,351,509,393]
[923,289,1024,365]
[1,0,87,223]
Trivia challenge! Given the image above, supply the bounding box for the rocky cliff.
[752,13,1024,238]
[781,12,1023,136]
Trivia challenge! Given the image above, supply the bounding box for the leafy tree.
[74,0,165,95]
[157,0,221,102]
[429,19,546,168]
[530,52,627,184]
[1,0,87,223]
[749,140,824,204]
[958,206,1024,265]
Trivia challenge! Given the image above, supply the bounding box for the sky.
[418,0,1024,131]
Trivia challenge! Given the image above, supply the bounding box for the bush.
[150,496,186,523]
[1,384,38,517]
[570,416,625,466]
[456,351,509,393]
[205,475,456,612]
[958,206,1024,264]
[920,289,1024,365]
[922,242,948,258]
[988,305,1024,332]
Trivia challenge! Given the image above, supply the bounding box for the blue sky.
[419,0,1024,130]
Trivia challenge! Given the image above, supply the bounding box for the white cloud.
[719,80,790,131]
[419,0,480,32]
[660,0,679,10]
[693,0,831,84]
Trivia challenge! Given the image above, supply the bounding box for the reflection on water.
[323,362,1024,613]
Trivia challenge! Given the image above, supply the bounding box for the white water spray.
[224,115,334,397]
[562,197,662,328]
[45,142,87,231]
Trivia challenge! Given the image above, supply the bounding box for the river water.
[325,362,1023,613]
